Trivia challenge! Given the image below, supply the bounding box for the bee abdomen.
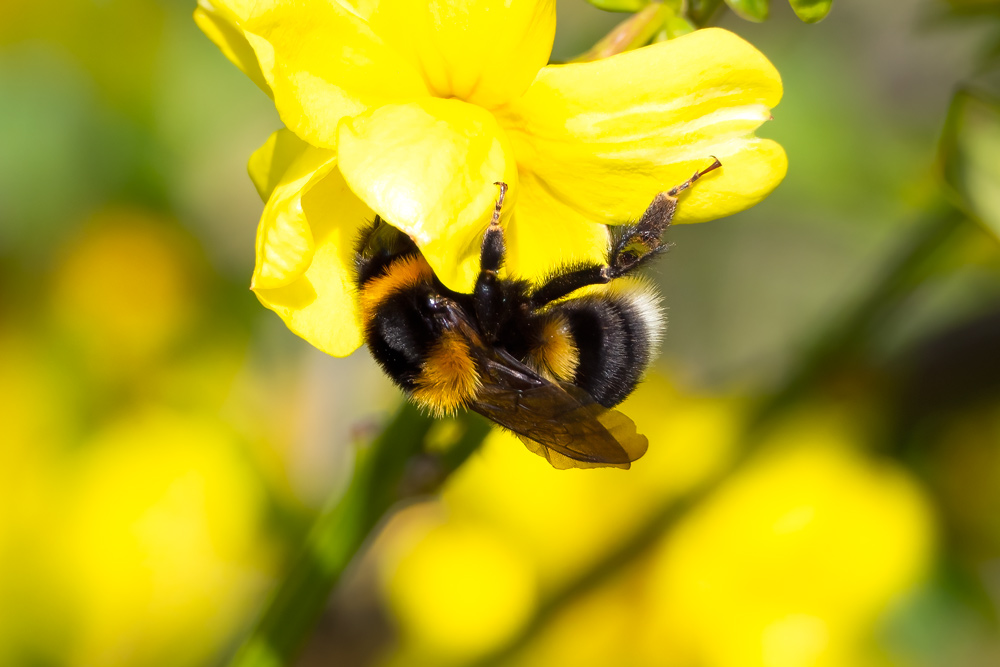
[524,313,580,383]
[556,280,664,408]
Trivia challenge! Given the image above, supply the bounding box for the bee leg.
[479,181,508,273]
[474,182,510,341]
[608,157,721,278]
[529,263,610,308]
[529,158,721,308]
[667,156,722,198]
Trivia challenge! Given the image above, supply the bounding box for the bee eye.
[414,289,446,320]
[420,294,438,314]
[425,292,453,314]
[416,290,460,333]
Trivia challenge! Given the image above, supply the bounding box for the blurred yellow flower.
[375,402,936,667]
[0,373,277,667]
[437,376,743,588]
[49,209,197,371]
[0,334,72,666]
[380,511,537,661]
[375,376,745,661]
[62,409,274,667]
[196,0,787,356]
[641,423,934,667]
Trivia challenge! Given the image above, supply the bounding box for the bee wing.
[468,346,648,470]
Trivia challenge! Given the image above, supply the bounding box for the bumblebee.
[354,159,721,469]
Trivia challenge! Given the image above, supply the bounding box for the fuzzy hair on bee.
[354,158,722,469]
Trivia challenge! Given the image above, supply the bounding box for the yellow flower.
[49,208,196,372]
[640,423,934,667]
[373,403,935,666]
[379,509,537,661]
[373,376,745,661]
[196,0,787,356]
[64,409,274,667]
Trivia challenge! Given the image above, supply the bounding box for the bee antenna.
[491,181,508,226]
[666,157,722,197]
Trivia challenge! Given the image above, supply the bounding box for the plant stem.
[572,0,726,64]
[229,403,491,667]
[468,202,967,667]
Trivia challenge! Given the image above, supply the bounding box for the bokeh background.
[3,0,1000,665]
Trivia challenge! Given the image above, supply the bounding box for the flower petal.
[369,0,556,109]
[248,128,310,202]
[251,145,337,291]
[338,98,519,293]
[254,169,371,358]
[242,1,429,148]
[496,27,787,225]
[193,1,270,95]
[506,171,610,284]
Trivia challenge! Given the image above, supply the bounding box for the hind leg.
[528,158,722,308]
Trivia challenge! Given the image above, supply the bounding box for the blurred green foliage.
[587,0,653,12]
[940,77,1000,240]
[788,0,834,22]
[726,0,771,22]
[587,0,833,23]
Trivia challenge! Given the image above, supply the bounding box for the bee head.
[413,285,459,334]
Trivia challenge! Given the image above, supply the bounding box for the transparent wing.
[469,346,648,470]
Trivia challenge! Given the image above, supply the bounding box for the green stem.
[230,403,491,667]
[573,0,726,64]
[467,202,967,667]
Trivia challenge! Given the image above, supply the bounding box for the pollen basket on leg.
[359,255,433,322]
[412,332,481,417]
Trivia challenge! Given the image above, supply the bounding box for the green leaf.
[686,0,725,26]
[788,0,833,22]
[940,79,1000,241]
[654,16,697,41]
[586,0,651,12]
[724,0,770,21]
